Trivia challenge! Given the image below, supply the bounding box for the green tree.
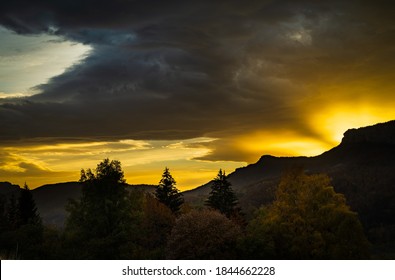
[6,194,18,230]
[206,169,239,218]
[155,167,184,214]
[0,195,6,230]
[166,209,241,259]
[65,158,142,259]
[0,194,17,258]
[17,183,41,226]
[0,184,43,259]
[245,170,370,259]
[0,195,10,257]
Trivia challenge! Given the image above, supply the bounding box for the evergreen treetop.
[155,167,184,214]
[18,183,41,226]
[206,169,239,218]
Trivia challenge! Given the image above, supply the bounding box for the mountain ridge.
[1,120,395,250]
[341,120,395,145]
[184,120,395,245]
[0,181,156,226]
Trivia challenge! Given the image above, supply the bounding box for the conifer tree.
[206,169,239,218]
[17,183,41,226]
[13,183,43,259]
[155,167,184,214]
[6,194,18,230]
[0,195,9,239]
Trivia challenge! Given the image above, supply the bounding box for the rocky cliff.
[341,120,395,145]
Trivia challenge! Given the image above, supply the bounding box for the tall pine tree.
[18,183,41,226]
[13,183,43,259]
[6,194,18,230]
[206,169,239,218]
[155,167,184,214]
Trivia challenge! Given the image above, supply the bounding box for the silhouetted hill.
[342,120,395,145]
[0,182,20,195]
[30,182,156,227]
[184,121,395,255]
[32,182,83,226]
[3,121,394,256]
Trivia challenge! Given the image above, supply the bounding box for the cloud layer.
[1,0,395,163]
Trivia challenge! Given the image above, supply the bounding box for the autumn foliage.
[244,170,370,259]
[0,160,371,259]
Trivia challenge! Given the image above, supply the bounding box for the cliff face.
[341,120,395,145]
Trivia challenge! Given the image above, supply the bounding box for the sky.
[1,0,395,190]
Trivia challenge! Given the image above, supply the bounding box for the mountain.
[0,179,156,227]
[0,181,82,226]
[30,182,155,227]
[31,182,83,226]
[184,120,395,253]
[0,182,20,195]
[1,121,394,255]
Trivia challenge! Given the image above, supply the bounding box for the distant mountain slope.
[2,121,394,254]
[184,121,395,247]
[0,181,20,195]
[32,182,83,227]
[30,182,156,227]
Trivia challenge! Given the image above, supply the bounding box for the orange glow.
[236,131,332,157]
[0,138,244,190]
[310,103,395,145]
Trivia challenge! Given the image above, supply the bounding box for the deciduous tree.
[65,158,142,259]
[166,209,241,259]
[245,170,370,259]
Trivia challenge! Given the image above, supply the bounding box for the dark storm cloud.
[1,0,395,161]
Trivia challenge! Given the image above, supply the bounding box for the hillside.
[0,182,20,195]
[0,182,156,227]
[33,183,156,227]
[1,120,394,255]
[183,121,395,253]
[31,182,83,226]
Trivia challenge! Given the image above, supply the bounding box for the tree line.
[0,159,370,259]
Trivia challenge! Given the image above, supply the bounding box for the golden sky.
[1,1,395,190]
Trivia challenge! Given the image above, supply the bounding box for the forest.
[0,158,370,260]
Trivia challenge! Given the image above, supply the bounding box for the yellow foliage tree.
[246,170,370,259]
